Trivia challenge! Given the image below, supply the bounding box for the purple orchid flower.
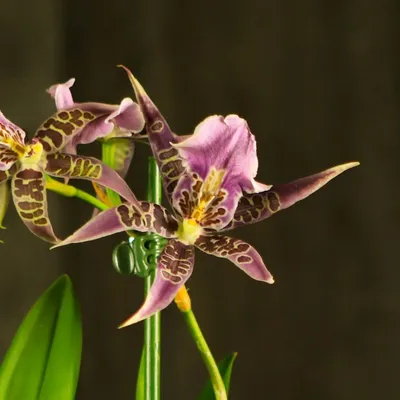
[0,106,140,244]
[48,78,145,140]
[48,79,146,209]
[54,68,359,327]
[47,78,144,160]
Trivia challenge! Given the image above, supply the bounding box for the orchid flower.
[47,78,145,161]
[48,78,146,207]
[0,106,140,243]
[54,68,359,326]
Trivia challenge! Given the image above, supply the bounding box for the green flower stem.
[45,175,108,211]
[144,157,161,400]
[177,288,228,400]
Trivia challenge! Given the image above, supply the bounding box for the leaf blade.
[0,275,82,400]
[135,349,145,400]
[198,352,237,400]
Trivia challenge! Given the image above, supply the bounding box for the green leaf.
[198,352,238,400]
[135,349,145,400]
[0,274,82,400]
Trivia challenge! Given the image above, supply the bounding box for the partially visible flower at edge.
[0,101,141,243]
[54,67,359,327]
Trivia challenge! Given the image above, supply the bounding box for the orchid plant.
[0,67,359,400]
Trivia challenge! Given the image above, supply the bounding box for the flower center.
[191,168,225,223]
[177,218,203,245]
[20,140,44,164]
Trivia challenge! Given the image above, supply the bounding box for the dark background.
[0,0,398,399]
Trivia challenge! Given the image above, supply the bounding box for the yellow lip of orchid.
[177,168,226,245]
[177,218,203,245]
[20,140,44,164]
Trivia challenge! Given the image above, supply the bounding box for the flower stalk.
[144,157,161,400]
[45,175,108,211]
[181,307,228,400]
[175,287,227,399]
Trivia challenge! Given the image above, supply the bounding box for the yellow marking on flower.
[21,141,44,164]
[0,136,25,157]
[177,218,203,245]
[191,168,225,222]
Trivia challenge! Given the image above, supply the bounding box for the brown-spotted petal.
[223,161,360,231]
[44,153,139,205]
[120,65,185,201]
[0,110,26,146]
[11,166,59,243]
[0,111,26,170]
[171,115,270,229]
[195,234,274,283]
[52,201,179,248]
[119,240,194,327]
[0,164,16,185]
[34,108,101,154]
[0,147,19,171]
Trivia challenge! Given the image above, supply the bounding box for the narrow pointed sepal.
[11,166,59,243]
[225,161,360,230]
[52,202,179,248]
[119,240,194,327]
[44,153,138,205]
[195,235,274,283]
[120,65,185,199]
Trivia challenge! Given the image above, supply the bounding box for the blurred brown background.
[0,0,398,399]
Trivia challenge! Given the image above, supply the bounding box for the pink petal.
[119,240,194,327]
[47,78,76,109]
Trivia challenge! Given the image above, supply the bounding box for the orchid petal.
[0,164,17,184]
[174,115,269,192]
[11,166,59,243]
[47,78,144,156]
[0,112,25,170]
[223,161,360,231]
[121,66,185,200]
[0,147,19,171]
[47,78,76,109]
[52,202,179,248]
[64,100,143,147]
[0,110,26,144]
[0,181,10,229]
[172,115,270,229]
[119,240,194,327]
[44,153,139,205]
[195,234,274,283]
[106,97,145,133]
[34,108,99,154]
